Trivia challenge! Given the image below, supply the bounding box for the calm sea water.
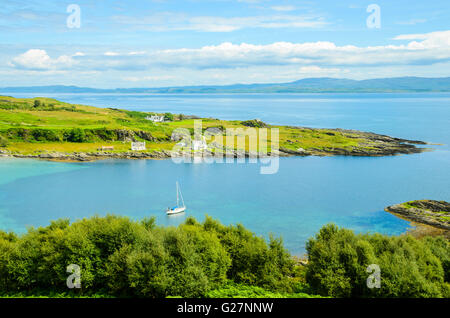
[1,93,449,255]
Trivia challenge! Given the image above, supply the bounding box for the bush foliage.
[305,224,450,298]
[0,215,294,297]
[0,218,448,298]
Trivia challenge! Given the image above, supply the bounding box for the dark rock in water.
[385,200,450,231]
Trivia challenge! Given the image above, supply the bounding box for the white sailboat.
[166,181,186,215]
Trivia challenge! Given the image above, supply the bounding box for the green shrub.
[205,282,322,298]
[164,113,174,121]
[305,224,450,298]
[124,110,149,120]
[66,128,87,142]
[0,216,235,297]
[90,128,116,141]
[2,128,61,142]
[199,216,295,292]
[5,128,31,141]
[1,217,447,298]
[0,134,8,147]
[31,129,60,142]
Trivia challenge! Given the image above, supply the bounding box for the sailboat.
[166,181,186,215]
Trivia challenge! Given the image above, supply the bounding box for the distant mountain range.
[1,77,450,94]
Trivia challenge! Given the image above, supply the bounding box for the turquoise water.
[0,93,449,255]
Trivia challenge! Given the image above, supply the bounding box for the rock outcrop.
[240,119,269,128]
[115,129,137,142]
[385,200,450,231]
[135,130,155,141]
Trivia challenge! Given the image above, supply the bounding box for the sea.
[1,92,449,255]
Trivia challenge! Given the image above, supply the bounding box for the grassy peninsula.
[0,96,428,161]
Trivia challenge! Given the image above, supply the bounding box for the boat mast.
[179,185,185,207]
[176,181,179,207]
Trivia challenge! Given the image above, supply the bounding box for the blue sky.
[1,0,449,88]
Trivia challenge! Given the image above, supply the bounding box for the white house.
[131,141,146,151]
[145,115,164,122]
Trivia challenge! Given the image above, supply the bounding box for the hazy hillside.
[1,77,450,93]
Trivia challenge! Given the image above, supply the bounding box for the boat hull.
[166,206,186,215]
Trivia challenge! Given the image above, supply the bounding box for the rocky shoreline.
[0,149,173,161]
[385,200,450,232]
[0,127,431,162]
[0,132,430,162]
[279,127,429,157]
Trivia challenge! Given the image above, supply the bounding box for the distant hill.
[1,77,450,93]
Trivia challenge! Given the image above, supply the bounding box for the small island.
[385,200,450,233]
[0,96,430,162]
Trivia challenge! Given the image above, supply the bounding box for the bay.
[1,93,449,255]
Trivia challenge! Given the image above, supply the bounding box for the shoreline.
[0,146,430,163]
[0,127,431,163]
[385,200,450,238]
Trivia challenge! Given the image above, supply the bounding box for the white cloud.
[124,75,176,82]
[147,30,450,68]
[8,31,450,80]
[393,30,450,49]
[104,51,120,56]
[298,66,347,75]
[128,51,146,56]
[393,34,427,40]
[10,49,76,70]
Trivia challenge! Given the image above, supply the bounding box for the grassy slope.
[0,95,373,155]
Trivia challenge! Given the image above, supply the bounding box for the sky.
[1,0,449,88]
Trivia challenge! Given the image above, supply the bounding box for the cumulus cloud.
[9,30,450,73]
[146,30,450,69]
[393,30,450,48]
[10,49,76,70]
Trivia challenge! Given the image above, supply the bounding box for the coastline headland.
[0,95,432,162]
